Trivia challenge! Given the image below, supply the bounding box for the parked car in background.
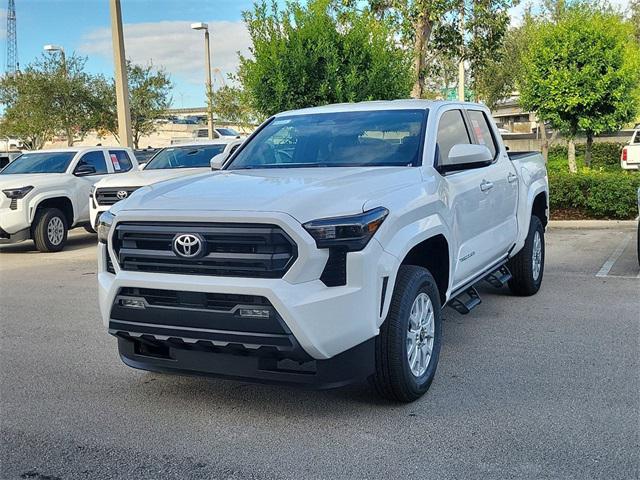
[621,129,640,170]
[0,150,22,169]
[171,127,243,145]
[90,139,242,228]
[0,147,137,252]
[97,100,548,402]
[133,148,160,165]
[637,187,639,266]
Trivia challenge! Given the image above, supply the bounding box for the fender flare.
[29,192,76,225]
[378,213,454,319]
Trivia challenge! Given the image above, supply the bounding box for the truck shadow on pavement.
[0,229,96,254]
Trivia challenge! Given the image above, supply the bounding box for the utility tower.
[6,0,18,74]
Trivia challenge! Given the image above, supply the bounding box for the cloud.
[79,20,251,86]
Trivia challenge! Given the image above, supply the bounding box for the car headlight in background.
[2,186,33,199]
[97,211,115,244]
[302,207,389,252]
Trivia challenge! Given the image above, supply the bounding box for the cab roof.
[275,99,487,117]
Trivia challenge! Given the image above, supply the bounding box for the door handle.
[507,173,518,183]
[480,180,494,192]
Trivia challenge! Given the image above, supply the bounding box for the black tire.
[371,265,442,403]
[508,215,544,296]
[32,208,68,252]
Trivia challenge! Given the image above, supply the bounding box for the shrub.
[547,142,625,172]
[549,170,640,219]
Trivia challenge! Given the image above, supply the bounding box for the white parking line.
[596,234,632,278]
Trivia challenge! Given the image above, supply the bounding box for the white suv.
[0,147,137,252]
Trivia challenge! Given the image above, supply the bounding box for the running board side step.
[448,286,482,314]
[485,265,512,288]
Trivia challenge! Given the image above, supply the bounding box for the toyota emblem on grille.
[116,190,129,200]
[173,233,205,259]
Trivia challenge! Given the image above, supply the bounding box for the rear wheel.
[371,265,442,402]
[32,208,68,252]
[508,215,544,296]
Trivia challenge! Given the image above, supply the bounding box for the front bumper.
[98,209,399,385]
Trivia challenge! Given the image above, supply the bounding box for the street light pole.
[44,45,73,146]
[110,0,133,148]
[191,22,215,139]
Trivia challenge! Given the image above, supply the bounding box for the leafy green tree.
[95,62,172,148]
[0,53,99,147]
[238,0,413,117]
[339,0,516,98]
[209,85,261,130]
[519,8,640,172]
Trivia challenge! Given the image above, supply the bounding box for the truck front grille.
[95,187,141,206]
[113,222,297,278]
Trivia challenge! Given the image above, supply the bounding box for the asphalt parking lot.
[1,224,638,480]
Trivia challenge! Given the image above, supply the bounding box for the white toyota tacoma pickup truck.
[0,147,137,252]
[90,140,242,229]
[621,129,640,170]
[97,101,548,402]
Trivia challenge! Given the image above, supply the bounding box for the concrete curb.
[549,219,638,229]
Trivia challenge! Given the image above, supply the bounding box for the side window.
[467,110,498,158]
[229,144,240,155]
[633,131,640,144]
[108,150,133,173]
[76,151,108,175]
[436,110,471,166]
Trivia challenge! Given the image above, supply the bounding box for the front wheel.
[371,265,442,403]
[32,208,68,252]
[508,215,545,296]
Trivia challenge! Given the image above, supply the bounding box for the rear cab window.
[467,110,498,159]
[108,150,134,173]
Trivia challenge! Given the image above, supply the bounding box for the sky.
[0,0,633,108]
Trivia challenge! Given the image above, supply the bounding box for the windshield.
[0,151,75,174]
[144,144,227,170]
[217,128,239,136]
[228,110,426,170]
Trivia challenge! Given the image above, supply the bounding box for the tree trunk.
[410,14,433,99]
[539,121,549,163]
[585,134,593,168]
[567,139,577,173]
[66,127,74,147]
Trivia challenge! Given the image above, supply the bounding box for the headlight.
[302,207,389,252]
[97,211,115,244]
[3,186,33,199]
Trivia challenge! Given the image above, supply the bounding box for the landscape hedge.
[547,142,625,172]
[549,170,640,219]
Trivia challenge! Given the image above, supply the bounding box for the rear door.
[465,108,519,263]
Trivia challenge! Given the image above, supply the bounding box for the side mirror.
[74,164,97,176]
[210,152,228,171]
[439,144,493,173]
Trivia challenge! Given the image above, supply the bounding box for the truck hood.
[0,173,69,191]
[94,168,208,189]
[117,167,419,223]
